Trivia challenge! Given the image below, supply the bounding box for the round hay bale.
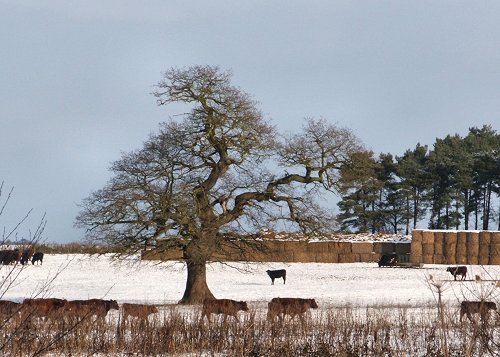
[466,231,480,265]
[456,231,467,262]
[412,229,423,243]
[422,243,434,256]
[489,232,500,264]
[490,232,500,246]
[411,239,423,256]
[489,245,500,264]
[422,230,435,245]
[434,232,444,256]
[422,254,434,264]
[443,232,457,264]
[489,255,500,265]
[410,254,422,264]
[478,231,491,265]
[351,242,374,254]
[433,255,445,264]
[411,244,422,256]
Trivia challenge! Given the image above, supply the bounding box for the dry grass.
[0,302,498,357]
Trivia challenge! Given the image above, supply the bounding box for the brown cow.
[201,298,249,321]
[460,301,497,322]
[446,266,467,280]
[64,300,98,321]
[122,303,159,323]
[64,299,119,321]
[0,300,22,323]
[267,297,318,322]
[22,298,67,320]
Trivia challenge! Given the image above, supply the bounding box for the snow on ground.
[1,254,499,311]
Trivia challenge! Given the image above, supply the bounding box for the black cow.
[0,249,20,265]
[378,253,398,267]
[266,269,286,285]
[20,248,34,265]
[32,252,44,265]
[446,266,467,280]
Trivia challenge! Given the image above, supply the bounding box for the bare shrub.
[0,302,498,356]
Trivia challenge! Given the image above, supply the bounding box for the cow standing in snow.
[201,298,249,321]
[267,297,318,322]
[266,269,286,285]
[446,266,467,280]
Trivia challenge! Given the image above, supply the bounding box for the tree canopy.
[337,125,500,233]
[76,65,364,303]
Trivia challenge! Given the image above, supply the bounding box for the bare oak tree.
[75,65,363,304]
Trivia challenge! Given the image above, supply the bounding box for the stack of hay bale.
[410,229,499,265]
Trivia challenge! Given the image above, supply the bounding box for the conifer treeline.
[337,125,500,234]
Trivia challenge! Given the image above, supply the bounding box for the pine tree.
[395,144,430,234]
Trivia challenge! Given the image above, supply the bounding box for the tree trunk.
[179,259,215,304]
[482,182,492,230]
[474,205,478,230]
[445,203,450,230]
[405,195,410,235]
[498,203,500,231]
[463,190,469,230]
[412,188,419,230]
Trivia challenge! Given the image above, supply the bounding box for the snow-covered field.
[2,254,499,312]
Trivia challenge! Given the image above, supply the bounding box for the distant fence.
[410,230,500,265]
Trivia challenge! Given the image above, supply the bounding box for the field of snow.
[1,254,499,311]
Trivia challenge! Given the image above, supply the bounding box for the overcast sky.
[1,1,499,243]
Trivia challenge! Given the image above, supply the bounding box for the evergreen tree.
[376,153,407,234]
[426,135,465,229]
[466,125,500,230]
[395,144,429,234]
[337,151,383,233]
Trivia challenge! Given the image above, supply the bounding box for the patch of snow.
[2,254,498,310]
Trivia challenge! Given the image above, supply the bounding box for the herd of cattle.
[0,269,317,324]
[0,294,495,326]
[0,295,318,325]
[0,298,159,325]
[0,248,44,266]
[0,260,496,325]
